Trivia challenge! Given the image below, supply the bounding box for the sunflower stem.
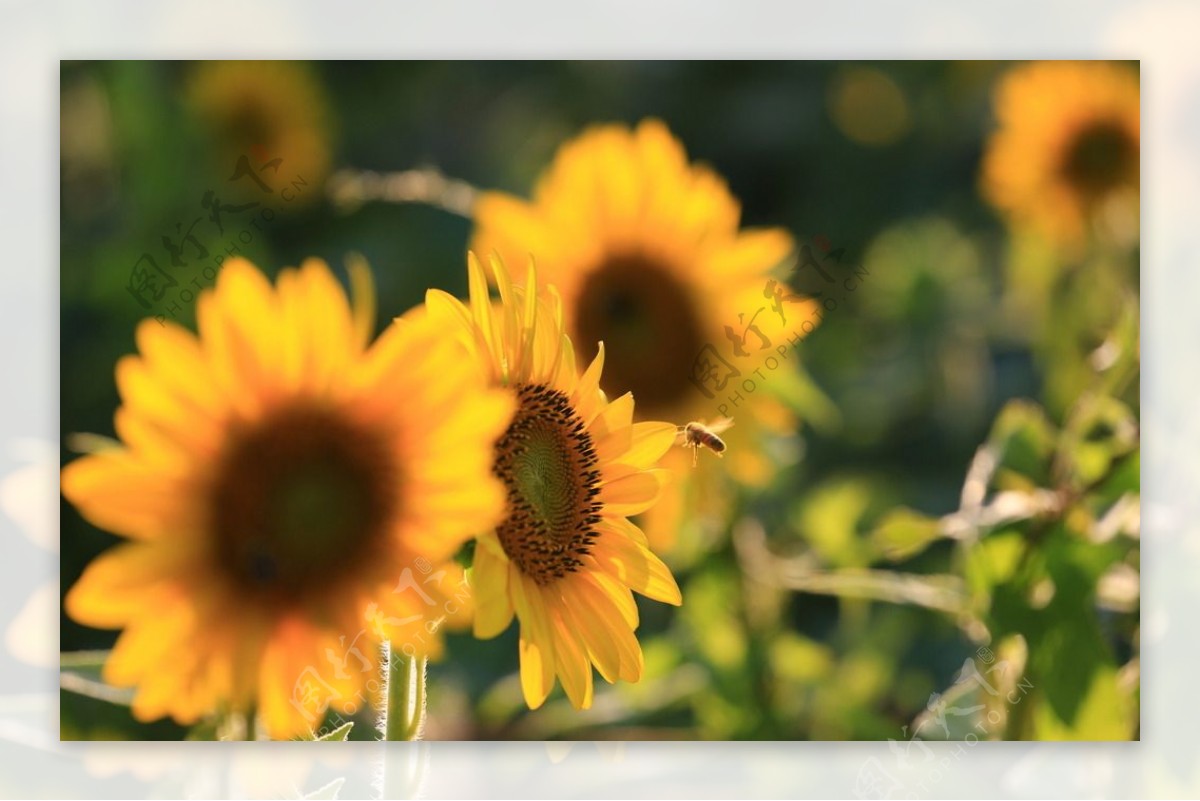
[382,642,426,741]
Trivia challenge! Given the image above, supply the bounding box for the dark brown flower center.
[1060,119,1137,199]
[574,254,706,418]
[226,97,277,153]
[493,384,601,585]
[209,404,398,603]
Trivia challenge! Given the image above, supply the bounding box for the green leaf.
[982,525,1129,733]
[963,529,1026,600]
[871,507,943,561]
[765,362,841,433]
[1061,396,1138,489]
[1030,664,1135,740]
[311,721,355,741]
[791,476,885,568]
[768,632,834,685]
[987,400,1057,486]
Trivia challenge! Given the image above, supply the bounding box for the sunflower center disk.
[494,384,602,585]
[209,404,398,601]
[574,254,706,418]
[1061,120,1136,198]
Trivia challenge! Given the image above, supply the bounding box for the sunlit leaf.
[1030,664,1135,740]
[317,721,355,741]
[872,507,943,561]
[987,400,1057,487]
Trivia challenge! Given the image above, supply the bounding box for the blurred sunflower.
[981,61,1140,250]
[471,119,816,553]
[62,258,513,739]
[186,60,333,198]
[425,253,682,710]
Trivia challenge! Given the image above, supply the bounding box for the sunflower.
[424,253,682,710]
[981,61,1140,250]
[186,60,333,200]
[471,119,817,553]
[62,257,513,739]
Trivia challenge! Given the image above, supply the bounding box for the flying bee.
[677,417,735,466]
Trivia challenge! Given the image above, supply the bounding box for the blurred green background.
[59,61,1139,741]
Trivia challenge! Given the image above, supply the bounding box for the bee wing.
[706,417,735,435]
[674,425,691,445]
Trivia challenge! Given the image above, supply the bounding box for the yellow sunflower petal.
[63,542,192,628]
[547,600,594,709]
[589,527,683,606]
[61,451,188,539]
[616,421,679,469]
[467,252,503,375]
[599,467,669,516]
[510,572,557,709]
[707,228,794,278]
[471,540,515,640]
[580,567,640,629]
[572,341,606,423]
[564,577,644,684]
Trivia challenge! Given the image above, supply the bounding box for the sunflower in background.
[424,253,682,710]
[186,61,333,200]
[62,258,513,739]
[981,61,1140,252]
[471,119,817,555]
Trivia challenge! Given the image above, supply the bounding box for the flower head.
[981,61,1140,249]
[187,60,333,197]
[426,253,682,710]
[471,119,817,551]
[62,257,513,738]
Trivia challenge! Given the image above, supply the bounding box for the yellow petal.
[510,572,556,709]
[615,421,678,469]
[548,599,593,710]
[572,342,606,423]
[133,319,222,420]
[114,356,221,452]
[565,577,643,684]
[517,257,539,383]
[706,228,794,279]
[580,567,640,629]
[589,391,634,441]
[61,452,188,540]
[599,467,668,516]
[589,527,683,606]
[467,252,502,376]
[471,542,514,640]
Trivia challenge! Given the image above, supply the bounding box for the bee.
[677,417,735,466]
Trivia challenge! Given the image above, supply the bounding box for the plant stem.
[383,642,427,741]
[327,167,477,218]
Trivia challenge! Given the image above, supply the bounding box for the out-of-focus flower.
[471,119,817,552]
[186,60,333,198]
[829,67,911,147]
[61,257,513,739]
[425,253,682,710]
[981,61,1140,251]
